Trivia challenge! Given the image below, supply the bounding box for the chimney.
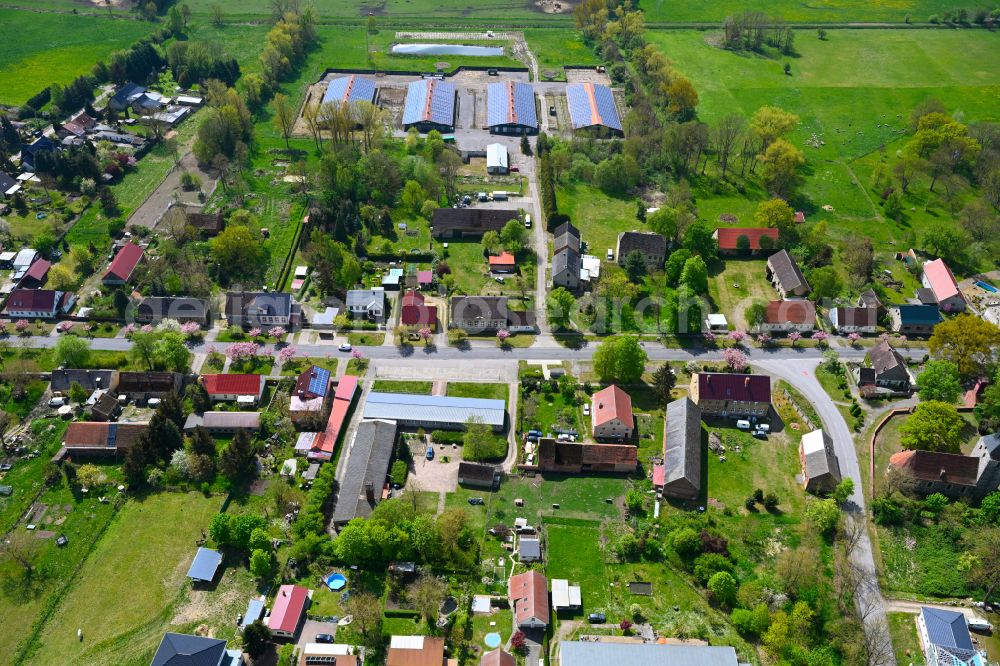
[364,482,375,503]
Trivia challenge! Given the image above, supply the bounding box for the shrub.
[708,571,738,606]
[668,527,700,559]
[391,459,408,486]
[693,553,734,585]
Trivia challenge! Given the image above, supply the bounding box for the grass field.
[372,379,433,394]
[492,475,625,524]
[649,29,1000,254]
[446,382,509,403]
[0,9,153,105]
[706,259,773,330]
[24,492,223,666]
[545,520,608,613]
[887,612,923,666]
[556,182,639,260]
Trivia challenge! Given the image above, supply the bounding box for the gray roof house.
[151,632,242,666]
[346,287,386,322]
[659,397,702,501]
[331,419,397,526]
[135,296,211,326]
[458,461,500,489]
[766,249,810,298]
[450,295,536,334]
[554,222,581,255]
[552,247,580,291]
[225,291,300,328]
[616,231,667,270]
[183,411,261,434]
[862,340,913,391]
[799,429,842,494]
[50,369,117,395]
[518,536,542,562]
[917,606,983,666]
[559,642,745,666]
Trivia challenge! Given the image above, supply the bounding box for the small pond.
[391,43,504,56]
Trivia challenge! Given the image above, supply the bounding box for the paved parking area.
[295,618,341,655]
[407,438,460,493]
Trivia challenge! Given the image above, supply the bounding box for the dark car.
[315,633,334,643]
[587,612,606,623]
[468,497,485,505]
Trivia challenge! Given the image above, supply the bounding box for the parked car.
[425,446,435,461]
[583,404,590,416]
[494,276,505,283]
[588,612,606,623]
[315,633,334,644]
[47,397,65,408]
[736,419,751,430]
[468,497,485,505]
[338,343,353,352]
[757,423,771,432]
[606,248,614,261]
[751,430,768,440]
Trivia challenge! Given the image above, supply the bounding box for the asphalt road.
[755,359,896,666]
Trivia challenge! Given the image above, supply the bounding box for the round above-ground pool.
[484,633,502,649]
[325,573,347,591]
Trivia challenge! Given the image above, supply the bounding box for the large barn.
[322,74,378,108]
[402,79,457,133]
[487,81,538,135]
[565,82,623,136]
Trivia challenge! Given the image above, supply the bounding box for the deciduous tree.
[929,314,1000,378]
[899,401,966,453]
[916,360,962,403]
[593,335,647,383]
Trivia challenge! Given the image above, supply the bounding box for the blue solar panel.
[402,79,455,128]
[322,76,377,106]
[566,83,622,132]
[487,81,537,129]
[307,366,331,397]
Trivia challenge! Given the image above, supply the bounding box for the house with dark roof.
[714,227,779,255]
[534,437,637,474]
[0,171,19,199]
[90,391,121,422]
[565,82,623,136]
[922,258,966,312]
[347,287,386,323]
[553,222,581,255]
[184,209,225,236]
[858,289,884,314]
[54,422,149,462]
[4,288,75,318]
[917,607,985,666]
[689,372,771,418]
[767,249,810,298]
[135,296,211,326]
[616,231,666,270]
[657,397,703,501]
[458,461,500,489]
[509,570,549,629]
[552,247,580,291]
[19,136,57,172]
[102,242,144,285]
[108,82,145,111]
[861,340,913,392]
[518,535,542,562]
[799,429,841,494]
[487,81,538,135]
[400,290,437,329]
[889,304,942,336]
[592,384,633,441]
[331,419,397,526]
[757,299,816,334]
[450,296,536,334]
[829,306,877,334]
[202,374,265,404]
[402,79,456,133]
[116,372,182,400]
[431,208,518,239]
[50,369,118,395]
[151,632,242,666]
[291,364,331,413]
[225,291,300,328]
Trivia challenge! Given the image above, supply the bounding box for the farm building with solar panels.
[487,81,538,135]
[566,82,623,137]
[322,74,378,108]
[402,79,457,133]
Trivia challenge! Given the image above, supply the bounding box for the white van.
[736,419,751,430]
[969,618,993,633]
[524,214,531,228]
[757,423,771,432]
[606,248,614,261]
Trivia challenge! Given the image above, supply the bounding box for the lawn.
[887,612,923,666]
[525,29,600,78]
[647,29,1000,255]
[491,475,625,524]
[227,356,275,375]
[0,419,68,534]
[544,519,608,614]
[372,380,433,394]
[878,522,972,598]
[0,9,153,106]
[348,332,386,346]
[23,492,223,666]
[437,240,534,298]
[640,0,983,22]
[519,385,581,437]
[180,0,562,23]
[556,182,640,261]
[446,382,509,403]
[706,259,773,331]
[279,356,340,377]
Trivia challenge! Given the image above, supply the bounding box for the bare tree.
[712,114,745,179]
[302,102,323,150]
[344,592,382,647]
[408,574,448,623]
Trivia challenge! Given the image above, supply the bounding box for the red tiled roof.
[63,422,148,450]
[103,242,144,282]
[695,373,771,403]
[5,288,56,311]
[922,258,962,303]
[201,374,263,396]
[794,211,806,223]
[488,252,515,266]
[313,376,360,456]
[764,299,816,324]
[401,303,438,327]
[652,464,666,486]
[24,259,50,281]
[889,449,979,486]
[509,570,549,626]
[401,290,424,307]
[268,584,309,634]
[715,227,779,250]
[592,384,633,428]
[480,649,516,666]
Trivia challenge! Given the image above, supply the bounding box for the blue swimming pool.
[484,633,502,649]
[977,280,998,293]
[325,573,347,591]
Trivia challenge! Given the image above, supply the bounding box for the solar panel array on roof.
[322,75,377,106]
[402,79,456,128]
[566,83,622,133]
[487,81,537,129]
[308,366,331,397]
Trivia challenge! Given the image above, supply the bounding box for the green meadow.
[0,9,153,106]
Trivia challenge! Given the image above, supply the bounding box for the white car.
[583,404,591,416]
[47,397,65,408]
[338,343,353,352]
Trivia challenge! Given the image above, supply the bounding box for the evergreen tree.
[651,364,677,406]
[219,429,256,482]
[189,426,217,457]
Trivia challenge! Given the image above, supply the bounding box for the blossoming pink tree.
[277,346,297,363]
[419,328,433,344]
[269,326,285,341]
[812,331,829,348]
[352,349,364,359]
[140,324,153,333]
[723,347,749,371]
[728,330,747,346]
[497,329,510,345]
[15,319,29,334]
[702,331,717,346]
[58,321,74,333]
[788,331,801,347]
[847,332,861,347]
[248,327,262,339]
[227,341,259,362]
[757,333,772,347]
[123,323,135,337]
[180,321,201,337]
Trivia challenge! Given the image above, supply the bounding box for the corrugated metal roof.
[363,392,506,427]
[487,81,537,129]
[662,397,701,495]
[331,419,397,523]
[559,642,740,666]
[566,83,622,132]
[921,607,975,651]
[486,143,508,169]
[187,547,222,582]
[402,79,456,127]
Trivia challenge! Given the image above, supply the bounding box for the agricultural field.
[648,29,1000,253]
[0,9,153,106]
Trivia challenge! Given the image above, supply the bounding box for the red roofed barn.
[508,570,549,629]
[713,227,779,254]
[102,242,144,285]
[591,384,634,440]
[689,372,771,418]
